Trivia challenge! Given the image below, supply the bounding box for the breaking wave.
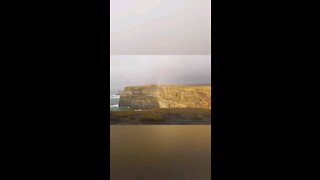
[110,104,119,108]
[110,95,120,99]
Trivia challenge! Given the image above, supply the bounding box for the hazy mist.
[110,55,211,94]
[110,0,211,55]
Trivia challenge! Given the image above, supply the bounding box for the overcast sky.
[110,55,211,94]
[110,0,211,55]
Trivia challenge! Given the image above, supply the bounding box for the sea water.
[110,95,130,111]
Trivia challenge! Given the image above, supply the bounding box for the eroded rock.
[119,85,211,109]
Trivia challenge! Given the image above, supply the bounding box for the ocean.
[110,95,130,111]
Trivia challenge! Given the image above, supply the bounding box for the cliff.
[119,85,211,109]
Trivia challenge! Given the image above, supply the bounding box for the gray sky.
[110,0,211,55]
[110,55,211,94]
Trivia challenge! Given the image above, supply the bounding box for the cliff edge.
[119,85,211,109]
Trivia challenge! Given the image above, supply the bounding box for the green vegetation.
[110,108,211,125]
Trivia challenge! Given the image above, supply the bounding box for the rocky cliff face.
[119,85,211,109]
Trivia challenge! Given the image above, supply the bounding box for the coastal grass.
[110,108,211,125]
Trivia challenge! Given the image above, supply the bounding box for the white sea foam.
[110,95,120,99]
